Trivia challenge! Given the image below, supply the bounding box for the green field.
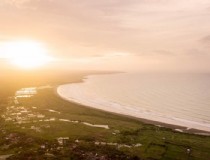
[1,72,210,159]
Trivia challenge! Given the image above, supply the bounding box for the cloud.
[3,0,31,7]
[201,35,210,42]
[200,36,210,49]
[0,0,210,71]
[1,0,52,9]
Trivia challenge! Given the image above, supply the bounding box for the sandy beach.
[57,76,210,134]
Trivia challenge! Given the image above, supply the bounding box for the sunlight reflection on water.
[15,88,37,98]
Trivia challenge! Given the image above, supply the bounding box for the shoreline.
[56,74,210,135]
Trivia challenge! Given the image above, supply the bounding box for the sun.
[0,40,52,69]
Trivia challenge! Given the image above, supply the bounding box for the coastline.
[56,74,210,135]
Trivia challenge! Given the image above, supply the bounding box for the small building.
[57,137,69,146]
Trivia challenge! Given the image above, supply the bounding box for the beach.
[2,72,210,159]
[57,73,210,134]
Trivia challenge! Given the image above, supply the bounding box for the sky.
[0,0,210,72]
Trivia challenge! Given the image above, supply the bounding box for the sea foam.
[57,73,210,132]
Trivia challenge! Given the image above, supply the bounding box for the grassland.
[1,71,210,159]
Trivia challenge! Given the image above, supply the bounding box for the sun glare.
[0,40,52,69]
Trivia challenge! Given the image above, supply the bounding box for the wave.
[57,73,210,133]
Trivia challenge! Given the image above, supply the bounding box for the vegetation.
[1,72,210,159]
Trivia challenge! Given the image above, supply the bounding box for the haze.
[0,0,210,72]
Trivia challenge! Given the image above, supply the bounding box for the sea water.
[57,73,210,132]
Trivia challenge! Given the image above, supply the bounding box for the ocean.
[57,73,210,132]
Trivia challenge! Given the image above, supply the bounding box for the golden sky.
[0,0,210,72]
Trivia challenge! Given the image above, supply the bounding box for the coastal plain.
[0,72,210,160]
